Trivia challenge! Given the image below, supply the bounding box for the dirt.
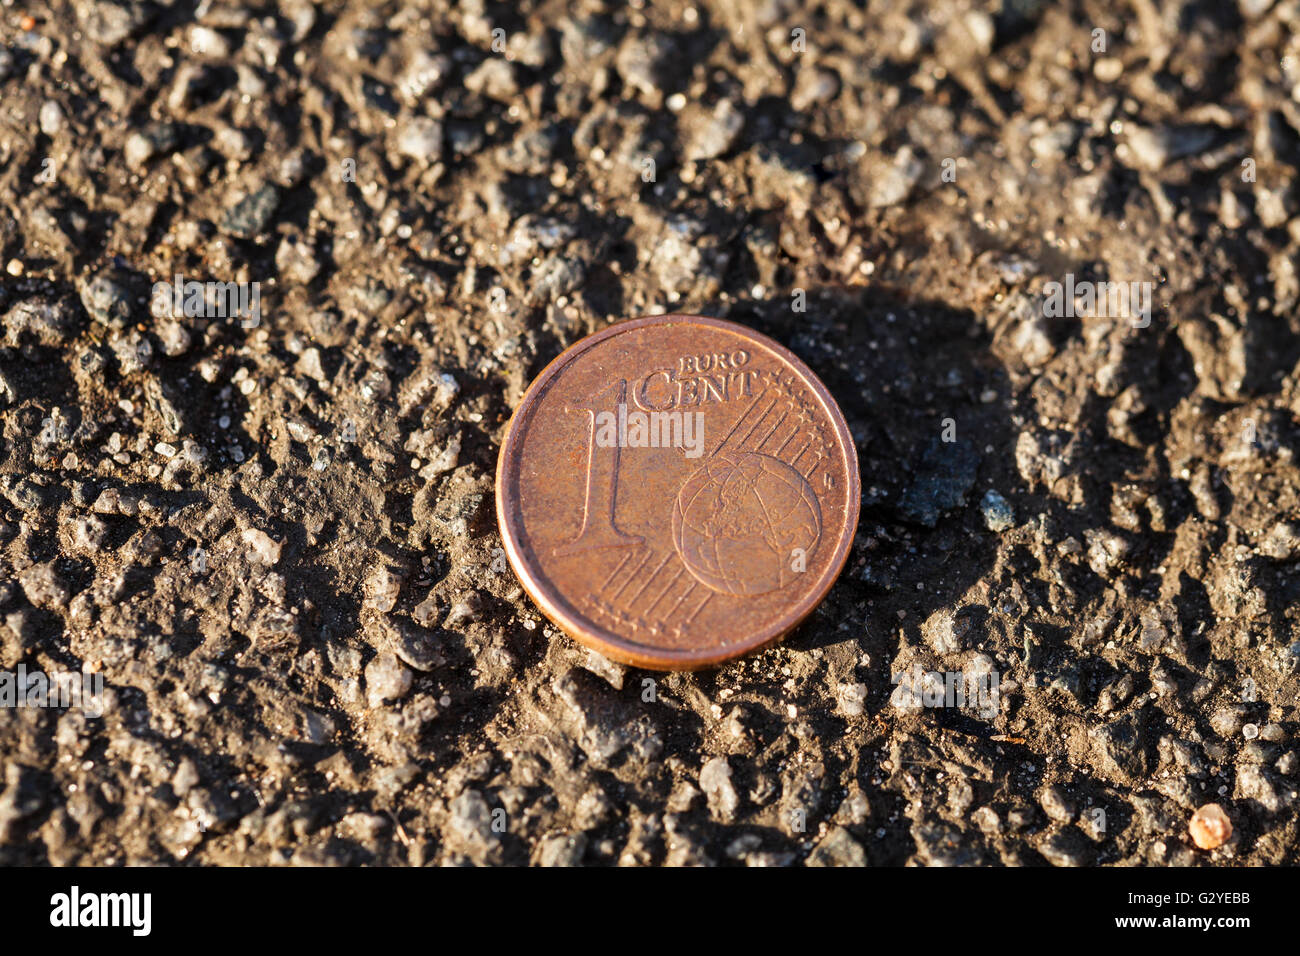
[1,0,1298,866]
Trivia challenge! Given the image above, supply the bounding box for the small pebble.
[1093,58,1123,83]
[39,100,65,135]
[1188,803,1232,850]
[395,116,443,164]
[980,490,1015,532]
[365,653,412,707]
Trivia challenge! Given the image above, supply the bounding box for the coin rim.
[496,314,861,670]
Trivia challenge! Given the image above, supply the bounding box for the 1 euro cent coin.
[496,315,860,670]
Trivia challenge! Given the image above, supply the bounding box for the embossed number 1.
[554,378,644,556]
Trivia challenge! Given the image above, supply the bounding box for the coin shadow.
[715,285,1026,708]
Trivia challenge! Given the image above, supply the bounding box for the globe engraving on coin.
[672,451,822,597]
[496,314,860,669]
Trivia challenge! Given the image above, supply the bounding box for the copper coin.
[496,315,860,670]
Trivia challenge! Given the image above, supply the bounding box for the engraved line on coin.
[620,574,695,628]
[608,547,651,600]
[711,384,771,452]
[622,550,687,615]
[582,569,705,639]
[599,548,637,591]
[753,406,792,451]
[737,374,835,458]
[643,567,685,616]
[681,591,713,628]
[774,427,800,455]
[626,552,673,606]
[659,574,702,632]
[589,542,700,634]
[662,579,697,619]
[730,395,781,451]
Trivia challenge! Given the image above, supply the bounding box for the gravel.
[0,0,1297,869]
